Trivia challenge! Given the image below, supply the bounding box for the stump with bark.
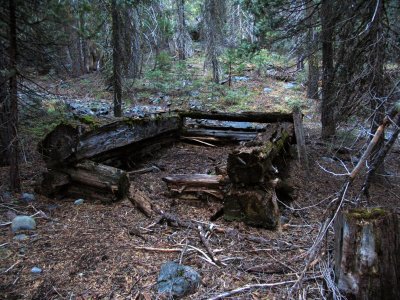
[334,208,400,300]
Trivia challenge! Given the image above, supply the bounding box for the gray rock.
[11,216,36,232]
[321,157,335,163]
[157,261,201,298]
[285,82,297,89]
[233,76,249,82]
[14,234,29,241]
[31,267,42,274]
[263,87,273,93]
[21,193,35,203]
[74,199,84,205]
[280,216,290,225]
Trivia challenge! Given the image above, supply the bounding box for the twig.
[133,246,182,253]
[207,279,299,300]
[197,225,224,267]
[4,261,20,273]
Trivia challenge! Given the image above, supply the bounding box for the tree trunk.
[334,209,400,299]
[306,0,319,100]
[0,41,9,167]
[320,0,336,138]
[8,0,21,191]
[112,0,122,117]
[176,0,186,60]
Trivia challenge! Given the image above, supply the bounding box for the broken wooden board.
[179,111,294,123]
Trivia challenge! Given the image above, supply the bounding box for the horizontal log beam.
[178,111,294,123]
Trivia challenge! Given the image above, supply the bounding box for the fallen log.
[334,208,400,300]
[181,129,258,143]
[163,174,224,200]
[38,114,181,167]
[41,160,130,203]
[128,185,154,217]
[179,111,294,123]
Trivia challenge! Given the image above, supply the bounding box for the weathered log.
[181,129,258,142]
[224,187,279,229]
[163,174,223,188]
[334,208,400,300]
[128,185,154,217]
[42,160,130,203]
[227,123,294,184]
[38,115,181,167]
[179,111,294,123]
[292,107,309,170]
[163,174,224,200]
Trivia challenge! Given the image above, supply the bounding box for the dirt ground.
[1,125,399,299]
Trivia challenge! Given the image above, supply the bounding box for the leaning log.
[42,160,130,203]
[38,115,181,167]
[334,208,400,300]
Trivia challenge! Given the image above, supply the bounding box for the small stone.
[31,267,42,274]
[157,261,201,298]
[11,216,36,232]
[285,82,297,89]
[13,234,29,241]
[21,193,35,203]
[321,157,335,163]
[280,216,290,225]
[74,199,84,205]
[263,87,273,93]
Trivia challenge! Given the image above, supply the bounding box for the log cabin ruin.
[37,110,298,229]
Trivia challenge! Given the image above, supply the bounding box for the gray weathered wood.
[292,107,309,170]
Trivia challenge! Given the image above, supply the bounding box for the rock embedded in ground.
[13,234,29,241]
[263,87,273,93]
[31,267,42,274]
[20,193,36,203]
[157,261,201,298]
[74,199,84,205]
[11,216,36,232]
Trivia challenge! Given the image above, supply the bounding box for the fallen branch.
[207,279,299,300]
[133,246,182,253]
[198,225,224,267]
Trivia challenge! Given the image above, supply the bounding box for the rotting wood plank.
[178,111,294,123]
[163,174,223,188]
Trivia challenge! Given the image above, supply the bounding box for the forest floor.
[1,66,400,299]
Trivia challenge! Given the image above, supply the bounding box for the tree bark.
[334,209,400,300]
[176,0,186,60]
[320,0,336,138]
[0,40,10,167]
[8,0,21,191]
[112,0,122,117]
[306,0,319,100]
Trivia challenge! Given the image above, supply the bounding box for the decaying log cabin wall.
[38,111,297,229]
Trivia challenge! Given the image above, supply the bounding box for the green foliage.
[155,51,173,71]
[285,97,303,110]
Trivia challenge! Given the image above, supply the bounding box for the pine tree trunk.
[334,209,400,299]
[8,0,21,191]
[112,0,122,117]
[177,0,186,60]
[320,0,336,138]
[0,42,10,167]
[306,0,319,100]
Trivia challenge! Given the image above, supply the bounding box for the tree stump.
[334,208,400,300]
